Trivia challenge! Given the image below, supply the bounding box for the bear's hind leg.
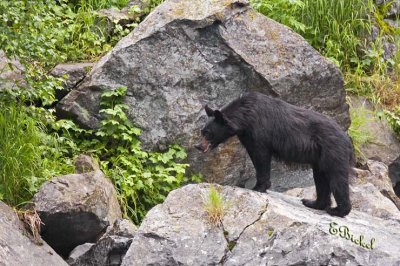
[302,167,331,210]
[326,173,351,217]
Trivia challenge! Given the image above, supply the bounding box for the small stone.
[75,154,100,173]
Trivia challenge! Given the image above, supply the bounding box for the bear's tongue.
[203,143,211,153]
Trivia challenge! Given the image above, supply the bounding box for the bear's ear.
[205,105,214,117]
[214,110,226,124]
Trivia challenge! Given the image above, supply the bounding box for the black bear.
[195,92,354,217]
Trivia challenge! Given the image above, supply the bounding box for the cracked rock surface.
[57,0,349,187]
[122,184,400,266]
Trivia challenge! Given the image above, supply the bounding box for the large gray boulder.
[121,184,400,266]
[0,201,67,266]
[57,0,349,186]
[33,170,122,257]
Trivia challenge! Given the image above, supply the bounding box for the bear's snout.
[195,137,211,153]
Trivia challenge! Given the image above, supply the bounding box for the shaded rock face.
[57,0,349,186]
[68,236,133,266]
[389,155,400,197]
[122,184,400,266]
[33,170,122,257]
[67,219,137,266]
[0,201,67,266]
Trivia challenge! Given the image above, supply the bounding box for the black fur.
[196,92,354,217]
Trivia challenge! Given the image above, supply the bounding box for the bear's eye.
[204,130,213,139]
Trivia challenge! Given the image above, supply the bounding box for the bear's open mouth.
[195,137,212,153]
[203,143,211,153]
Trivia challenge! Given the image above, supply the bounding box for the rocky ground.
[1,156,399,265]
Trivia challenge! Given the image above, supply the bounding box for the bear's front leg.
[249,151,272,193]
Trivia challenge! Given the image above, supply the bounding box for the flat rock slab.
[0,201,67,266]
[122,184,400,266]
[57,0,349,187]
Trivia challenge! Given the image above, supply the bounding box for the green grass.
[302,0,373,69]
[203,185,226,226]
[348,104,376,162]
[0,102,46,205]
[0,101,75,206]
[250,0,373,70]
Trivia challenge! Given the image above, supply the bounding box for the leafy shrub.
[55,87,196,223]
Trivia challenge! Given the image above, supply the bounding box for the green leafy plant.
[384,107,400,137]
[55,87,195,223]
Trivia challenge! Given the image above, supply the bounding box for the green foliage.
[0,102,42,205]
[384,108,400,137]
[68,0,131,10]
[250,0,373,70]
[300,0,373,70]
[55,87,194,223]
[348,105,376,161]
[250,0,306,33]
[0,100,74,206]
[0,0,188,224]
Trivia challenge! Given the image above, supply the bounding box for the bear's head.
[195,105,236,153]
